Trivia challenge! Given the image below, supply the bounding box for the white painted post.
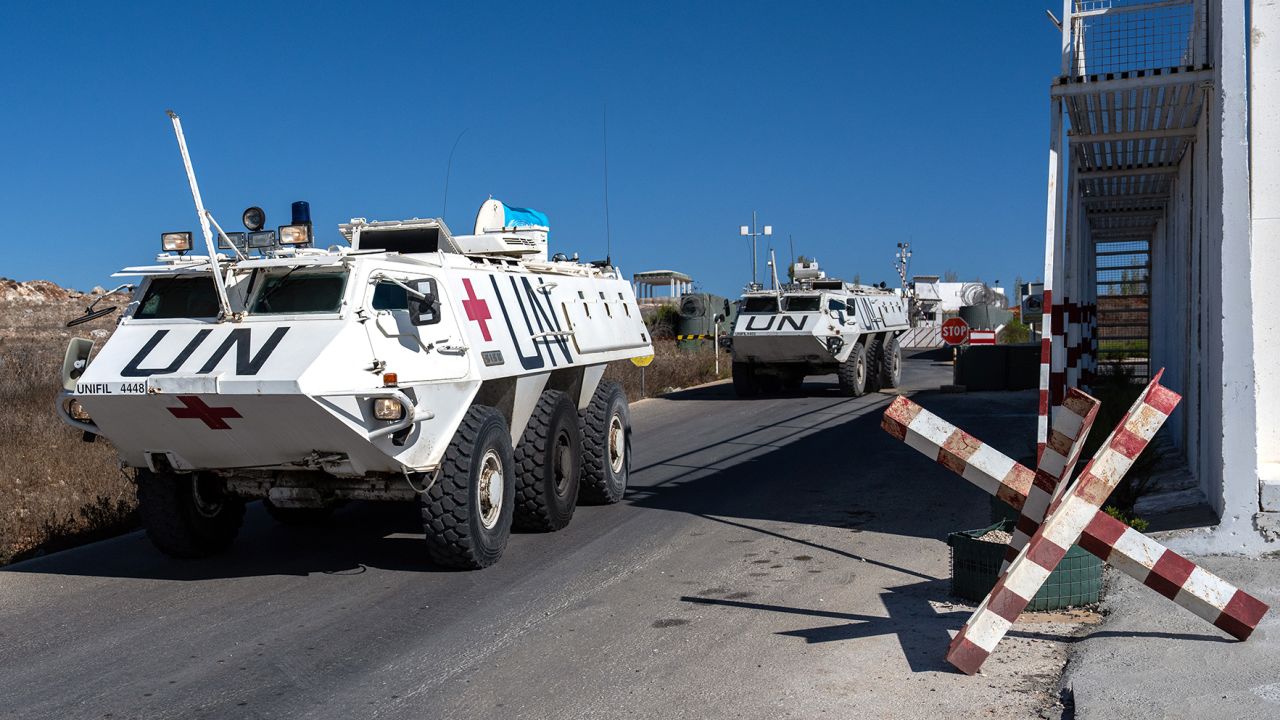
[714,321,720,377]
[1251,0,1280,511]
[1038,97,1065,460]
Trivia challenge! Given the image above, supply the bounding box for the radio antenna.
[166,110,233,320]
[602,104,613,265]
[441,128,469,223]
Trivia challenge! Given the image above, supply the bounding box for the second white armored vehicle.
[55,114,652,570]
[730,261,910,397]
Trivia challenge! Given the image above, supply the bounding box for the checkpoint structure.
[881,371,1270,675]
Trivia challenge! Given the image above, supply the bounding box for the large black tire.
[864,335,884,392]
[782,371,805,391]
[420,405,515,569]
[579,381,631,505]
[513,390,582,532]
[732,362,760,398]
[262,499,336,526]
[837,341,869,397]
[878,334,903,389]
[136,470,245,558]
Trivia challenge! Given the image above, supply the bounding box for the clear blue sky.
[1,1,1058,297]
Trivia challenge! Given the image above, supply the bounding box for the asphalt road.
[0,353,1079,719]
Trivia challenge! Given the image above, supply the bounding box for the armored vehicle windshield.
[250,268,348,315]
[135,276,221,319]
[741,296,779,314]
[781,295,821,312]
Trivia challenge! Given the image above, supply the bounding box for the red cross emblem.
[461,278,493,342]
[167,395,242,430]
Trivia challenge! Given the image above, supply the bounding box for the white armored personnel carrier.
[729,260,909,397]
[55,114,652,569]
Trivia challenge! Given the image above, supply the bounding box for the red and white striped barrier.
[1002,387,1101,572]
[881,385,1270,673]
[946,372,1178,674]
[1036,289,1054,461]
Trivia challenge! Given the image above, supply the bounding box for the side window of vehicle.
[828,299,846,313]
[372,281,409,311]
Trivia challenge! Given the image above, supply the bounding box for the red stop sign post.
[941,317,971,346]
[941,317,970,386]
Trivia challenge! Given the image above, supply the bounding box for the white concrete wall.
[1173,0,1267,554]
[1252,0,1280,512]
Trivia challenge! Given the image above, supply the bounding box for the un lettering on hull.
[487,275,573,371]
[121,327,291,378]
[739,314,810,333]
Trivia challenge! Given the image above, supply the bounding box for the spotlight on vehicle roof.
[242,206,266,232]
[218,232,247,252]
[161,231,192,254]
[248,230,278,249]
[279,224,312,246]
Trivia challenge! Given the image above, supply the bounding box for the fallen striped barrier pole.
[880,379,1269,673]
[948,372,1177,674]
[1002,387,1100,572]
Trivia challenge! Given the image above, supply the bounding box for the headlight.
[161,231,192,253]
[68,399,92,422]
[373,398,404,421]
[279,224,312,246]
[218,232,247,252]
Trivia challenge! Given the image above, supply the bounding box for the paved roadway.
[0,353,1079,719]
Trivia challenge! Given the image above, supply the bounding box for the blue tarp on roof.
[502,204,549,229]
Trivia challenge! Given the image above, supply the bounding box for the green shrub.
[1104,505,1149,532]
[998,317,1031,344]
[646,304,680,339]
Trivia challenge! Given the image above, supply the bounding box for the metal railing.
[1068,0,1207,76]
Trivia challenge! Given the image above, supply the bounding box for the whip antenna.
[166,110,233,320]
[442,128,469,223]
[602,104,612,265]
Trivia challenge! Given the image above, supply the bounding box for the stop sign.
[941,317,970,346]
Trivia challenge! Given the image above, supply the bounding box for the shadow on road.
[683,581,1231,674]
[3,500,458,579]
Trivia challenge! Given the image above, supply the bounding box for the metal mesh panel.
[1093,229,1150,380]
[1094,239,1150,253]
[1070,1,1205,76]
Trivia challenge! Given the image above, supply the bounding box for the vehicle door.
[364,271,469,382]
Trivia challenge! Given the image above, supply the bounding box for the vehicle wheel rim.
[191,475,224,518]
[856,353,866,386]
[553,429,573,494]
[608,414,626,475]
[478,449,504,529]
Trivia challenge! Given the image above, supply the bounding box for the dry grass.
[0,295,136,565]
[603,340,731,402]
